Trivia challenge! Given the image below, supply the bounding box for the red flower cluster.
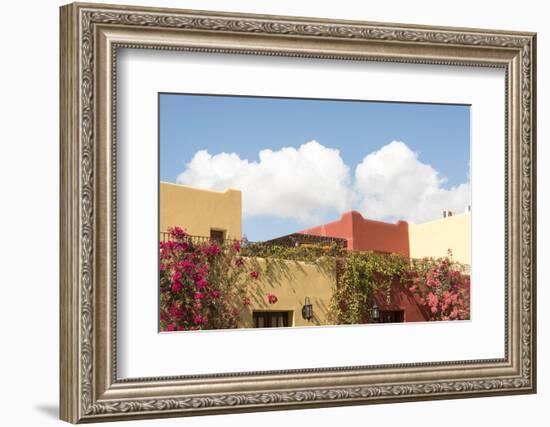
[193,314,208,325]
[231,239,241,252]
[171,226,187,239]
[267,293,278,305]
[202,244,221,257]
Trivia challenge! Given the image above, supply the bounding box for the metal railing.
[159,231,240,246]
[159,231,344,249]
[159,231,470,272]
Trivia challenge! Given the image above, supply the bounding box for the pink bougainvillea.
[408,250,470,321]
[159,227,254,332]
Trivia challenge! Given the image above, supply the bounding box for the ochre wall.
[160,182,242,239]
[239,258,336,328]
[238,259,429,328]
[408,212,471,265]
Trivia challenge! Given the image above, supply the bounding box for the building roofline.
[407,211,471,226]
[160,181,241,195]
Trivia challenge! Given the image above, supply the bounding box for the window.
[209,229,225,244]
[379,310,404,323]
[253,311,292,328]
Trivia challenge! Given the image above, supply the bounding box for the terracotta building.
[299,210,470,265]
[300,211,410,256]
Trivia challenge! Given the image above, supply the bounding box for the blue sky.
[160,93,470,241]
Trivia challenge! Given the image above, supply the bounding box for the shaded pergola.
[260,233,347,248]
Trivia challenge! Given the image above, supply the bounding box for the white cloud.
[176,141,353,222]
[176,140,470,224]
[354,141,470,223]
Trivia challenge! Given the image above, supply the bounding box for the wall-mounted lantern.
[369,303,380,323]
[301,297,313,321]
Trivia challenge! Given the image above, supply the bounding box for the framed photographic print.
[60,2,537,423]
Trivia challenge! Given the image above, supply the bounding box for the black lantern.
[370,303,380,323]
[301,297,313,321]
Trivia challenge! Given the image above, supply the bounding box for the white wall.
[0,1,545,426]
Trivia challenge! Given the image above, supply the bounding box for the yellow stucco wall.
[239,258,336,328]
[160,182,242,239]
[408,212,471,265]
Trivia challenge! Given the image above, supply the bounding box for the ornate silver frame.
[60,2,537,423]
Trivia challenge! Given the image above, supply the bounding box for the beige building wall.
[160,182,242,240]
[239,258,335,328]
[408,212,471,265]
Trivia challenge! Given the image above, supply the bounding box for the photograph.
[158,94,472,332]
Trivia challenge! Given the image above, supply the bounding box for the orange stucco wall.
[300,211,410,256]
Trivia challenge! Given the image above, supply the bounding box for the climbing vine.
[328,250,470,324]
[328,251,410,324]
[240,241,346,261]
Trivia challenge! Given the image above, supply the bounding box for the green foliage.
[240,241,346,262]
[328,251,409,324]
